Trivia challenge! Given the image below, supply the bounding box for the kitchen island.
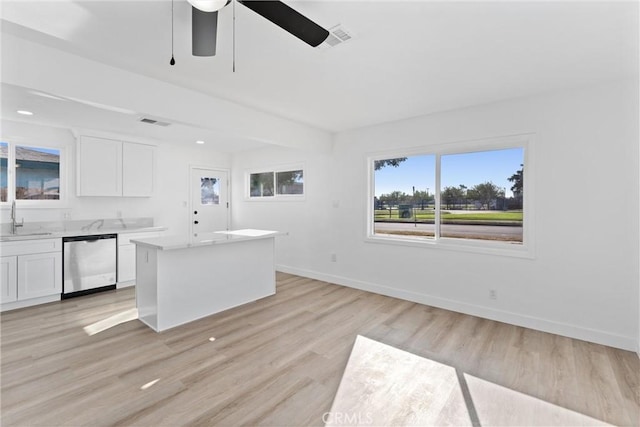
[132,229,284,332]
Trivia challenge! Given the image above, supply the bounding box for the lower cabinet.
[1,239,62,306]
[0,256,18,303]
[17,252,62,300]
[117,244,136,283]
[117,232,162,285]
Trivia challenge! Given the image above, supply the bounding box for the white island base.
[132,230,282,332]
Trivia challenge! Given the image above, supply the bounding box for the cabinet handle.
[194,220,199,225]
[194,211,198,215]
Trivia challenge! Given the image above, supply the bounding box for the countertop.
[131,229,286,251]
[0,218,166,242]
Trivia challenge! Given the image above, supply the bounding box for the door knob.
[194,220,199,225]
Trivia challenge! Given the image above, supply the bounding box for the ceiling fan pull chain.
[170,0,176,65]
[232,0,236,73]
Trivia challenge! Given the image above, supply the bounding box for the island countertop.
[131,229,286,250]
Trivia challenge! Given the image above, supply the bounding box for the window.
[275,170,303,195]
[250,172,275,197]
[15,145,60,200]
[369,135,531,256]
[248,167,304,199]
[1,142,7,202]
[374,155,436,239]
[1,141,64,205]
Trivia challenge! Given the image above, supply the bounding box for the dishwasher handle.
[63,234,117,243]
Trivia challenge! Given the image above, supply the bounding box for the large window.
[248,167,304,199]
[1,141,63,204]
[370,136,531,256]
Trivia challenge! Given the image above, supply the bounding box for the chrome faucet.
[81,219,104,232]
[10,200,24,234]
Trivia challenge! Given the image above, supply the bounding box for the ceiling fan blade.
[238,1,329,47]
[192,7,218,56]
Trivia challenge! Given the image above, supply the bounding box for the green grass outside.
[374,210,523,222]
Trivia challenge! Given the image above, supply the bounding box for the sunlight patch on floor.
[140,378,161,390]
[465,373,608,426]
[83,308,139,336]
[326,335,610,426]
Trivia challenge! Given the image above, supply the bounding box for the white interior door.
[190,167,229,238]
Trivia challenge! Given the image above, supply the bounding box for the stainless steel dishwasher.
[63,234,117,298]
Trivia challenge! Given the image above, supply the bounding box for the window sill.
[245,195,306,202]
[365,233,534,259]
[0,200,68,209]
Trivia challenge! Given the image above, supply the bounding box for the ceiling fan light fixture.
[187,0,228,12]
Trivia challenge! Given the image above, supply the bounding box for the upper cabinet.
[78,136,122,197]
[78,136,155,197]
[122,142,154,197]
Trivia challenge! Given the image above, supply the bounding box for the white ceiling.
[1,0,638,145]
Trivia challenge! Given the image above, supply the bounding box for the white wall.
[1,119,230,236]
[231,145,335,269]
[233,79,640,351]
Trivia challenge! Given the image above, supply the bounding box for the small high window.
[248,167,304,199]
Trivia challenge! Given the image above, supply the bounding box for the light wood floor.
[1,273,638,426]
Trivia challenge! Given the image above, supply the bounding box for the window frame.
[245,163,305,201]
[0,139,67,208]
[366,134,535,258]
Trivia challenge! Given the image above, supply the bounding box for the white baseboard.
[277,265,638,352]
[117,281,135,289]
[1,294,60,312]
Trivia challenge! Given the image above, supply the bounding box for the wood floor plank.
[1,274,638,426]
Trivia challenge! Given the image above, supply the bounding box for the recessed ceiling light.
[17,110,33,116]
[196,140,205,145]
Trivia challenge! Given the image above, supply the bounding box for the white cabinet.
[78,136,155,197]
[78,136,122,197]
[123,142,154,196]
[117,244,136,283]
[0,256,18,303]
[1,239,62,306]
[117,231,163,285]
[17,252,62,300]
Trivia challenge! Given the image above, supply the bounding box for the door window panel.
[200,177,219,205]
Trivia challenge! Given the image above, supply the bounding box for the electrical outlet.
[330,253,337,262]
[489,289,497,300]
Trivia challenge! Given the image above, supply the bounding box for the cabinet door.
[0,256,18,303]
[78,136,122,196]
[17,252,62,300]
[122,142,154,197]
[117,244,136,283]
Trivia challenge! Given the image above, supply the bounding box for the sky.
[374,147,523,197]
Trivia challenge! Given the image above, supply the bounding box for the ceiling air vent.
[139,117,171,127]
[318,24,353,50]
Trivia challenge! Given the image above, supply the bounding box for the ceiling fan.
[188,0,330,57]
